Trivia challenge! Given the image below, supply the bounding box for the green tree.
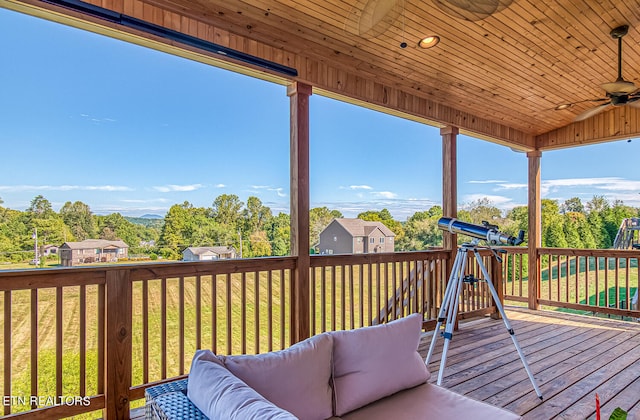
[541,199,567,248]
[248,230,272,257]
[212,194,244,227]
[466,198,501,225]
[265,213,290,256]
[560,197,585,214]
[60,201,96,241]
[243,196,272,233]
[397,208,442,251]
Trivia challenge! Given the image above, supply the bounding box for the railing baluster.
[359,264,364,326]
[280,269,285,350]
[179,276,185,375]
[241,272,247,354]
[30,289,38,410]
[161,278,167,379]
[226,273,232,354]
[212,274,217,354]
[195,275,201,351]
[80,285,86,397]
[331,266,336,331]
[142,280,148,385]
[268,271,273,352]
[341,265,346,331]
[254,271,260,353]
[56,286,63,398]
[349,265,355,329]
[4,290,11,416]
[321,267,326,333]
[310,268,316,335]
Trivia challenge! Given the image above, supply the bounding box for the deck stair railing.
[613,218,640,249]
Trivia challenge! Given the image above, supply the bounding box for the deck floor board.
[419,307,640,420]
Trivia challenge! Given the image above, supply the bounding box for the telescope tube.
[437,217,524,246]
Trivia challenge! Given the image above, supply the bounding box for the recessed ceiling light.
[554,103,572,110]
[418,36,440,49]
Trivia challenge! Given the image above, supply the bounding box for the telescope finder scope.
[437,217,525,246]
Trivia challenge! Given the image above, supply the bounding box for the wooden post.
[441,125,459,251]
[527,151,541,310]
[288,82,312,343]
[442,126,458,328]
[104,270,132,419]
[490,256,504,320]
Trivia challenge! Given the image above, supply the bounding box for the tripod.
[425,240,543,400]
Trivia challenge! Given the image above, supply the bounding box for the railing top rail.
[537,247,640,257]
[310,249,450,267]
[0,256,298,290]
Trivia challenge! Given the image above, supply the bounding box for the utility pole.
[238,229,243,258]
[32,228,38,264]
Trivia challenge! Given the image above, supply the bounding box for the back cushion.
[223,333,334,420]
[187,349,296,420]
[331,313,430,416]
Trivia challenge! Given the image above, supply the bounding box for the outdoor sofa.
[145,314,522,419]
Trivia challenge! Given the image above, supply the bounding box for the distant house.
[42,244,59,256]
[182,246,237,262]
[59,239,129,267]
[318,218,396,255]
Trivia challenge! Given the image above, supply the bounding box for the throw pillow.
[331,313,429,415]
[222,333,334,420]
[187,349,296,420]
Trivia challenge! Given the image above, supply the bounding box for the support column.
[527,151,541,310]
[441,126,458,328]
[288,82,312,343]
[441,126,458,251]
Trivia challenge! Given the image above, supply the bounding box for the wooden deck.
[420,307,640,420]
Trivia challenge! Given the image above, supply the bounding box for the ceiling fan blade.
[628,97,640,108]
[574,103,611,121]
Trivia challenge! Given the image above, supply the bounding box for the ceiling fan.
[572,25,640,121]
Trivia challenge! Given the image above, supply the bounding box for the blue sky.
[1,8,640,221]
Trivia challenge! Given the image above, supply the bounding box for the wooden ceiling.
[7,0,640,150]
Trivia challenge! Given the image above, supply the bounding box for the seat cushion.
[340,383,522,420]
[330,313,430,416]
[222,332,334,420]
[187,349,296,420]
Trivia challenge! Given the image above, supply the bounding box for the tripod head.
[437,217,525,246]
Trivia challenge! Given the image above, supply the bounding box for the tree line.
[0,194,637,263]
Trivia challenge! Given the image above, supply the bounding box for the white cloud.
[496,183,527,190]
[121,198,170,203]
[153,184,204,192]
[371,191,397,199]
[0,184,133,192]
[340,185,373,190]
[214,184,226,188]
[468,180,507,184]
[247,185,287,197]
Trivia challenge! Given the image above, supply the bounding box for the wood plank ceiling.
[8,0,640,149]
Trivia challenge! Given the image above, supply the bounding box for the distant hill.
[125,216,164,228]
[140,214,163,219]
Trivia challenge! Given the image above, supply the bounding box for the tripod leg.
[475,250,544,400]
[425,249,465,366]
[436,254,467,385]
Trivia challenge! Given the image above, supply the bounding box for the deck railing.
[0,249,512,418]
[502,247,640,318]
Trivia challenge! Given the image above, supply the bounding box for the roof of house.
[332,218,395,238]
[183,246,236,255]
[60,239,129,250]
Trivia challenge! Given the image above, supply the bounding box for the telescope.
[437,217,525,246]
